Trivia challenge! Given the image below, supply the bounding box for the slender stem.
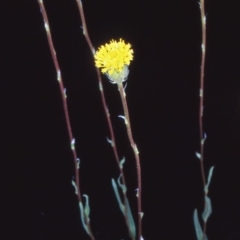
[118,83,142,240]
[74,0,133,238]
[37,1,95,239]
[199,0,207,238]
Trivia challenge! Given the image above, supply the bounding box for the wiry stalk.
[37,1,95,239]
[74,0,133,238]
[199,0,207,238]
[117,83,142,240]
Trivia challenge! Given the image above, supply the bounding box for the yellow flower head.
[94,38,134,84]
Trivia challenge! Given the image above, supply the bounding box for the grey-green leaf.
[71,138,75,150]
[193,209,208,240]
[106,137,114,147]
[119,157,125,169]
[193,209,203,240]
[111,178,136,239]
[202,196,212,223]
[117,174,127,194]
[111,178,125,213]
[79,201,90,235]
[83,194,90,220]
[204,166,214,194]
[125,198,136,239]
[195,152,201,160]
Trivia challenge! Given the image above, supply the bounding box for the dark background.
[1,0,240,239]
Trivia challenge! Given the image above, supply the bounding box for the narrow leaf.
[83,194,90,220]
[202,196,212,223]
[201,133,207,145]
[204,166,215,194]
[119,157,125,169]
[111,178,125,213]
[125,198,136,239]
[71,138,75,150]
[195,152,201,160]
[71,180,78,195]
[193,209,203,240]
[79,202,90,235]
[118,115,128,124]
[106,137,114,146]
[76,158,80,169]
[117,174,127,194]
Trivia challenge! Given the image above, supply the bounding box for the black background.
[1,0,240,239]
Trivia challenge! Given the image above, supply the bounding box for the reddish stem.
[37,1,95,239]
[199,0,207,238]
[74,0,133,238]
[118,83,142,240]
